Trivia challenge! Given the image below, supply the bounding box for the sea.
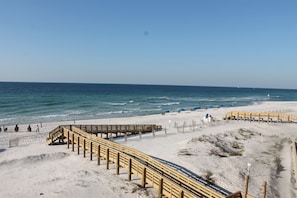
[0,82,297,126]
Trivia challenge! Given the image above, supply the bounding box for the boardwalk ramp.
[47,125,249,198]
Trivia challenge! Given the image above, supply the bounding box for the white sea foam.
[147,96,170,100]
[159,102,181,106]
[106,102,127,106]
[139,108,162,112]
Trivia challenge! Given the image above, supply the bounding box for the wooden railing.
[46,125,65,145]
[224,111,297,123]
[46,124,162,145]
[73,124,162,134]
[57,126,238,198]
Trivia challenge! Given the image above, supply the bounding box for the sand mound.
[0,152,69,166]
[175,126,293,198]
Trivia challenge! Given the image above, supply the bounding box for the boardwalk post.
[153,130,155,137]
[77,136,80,155]
[243,175,249,198]
[139,131,142,139]
[90,141,93,161]
[72,133,74,152]
[83,139,86,158]
[158,178,163,198]
[165,127,167,136]
[116,152,120,175]
[106,148,110,170]
[128,158,132,181]
[142,167,146,187]
[179,190,184,198]
[258,113,260,123]
[97,145,101,165]
[125,133,127,142]
[288,115,290,123]
[67,130,69,149]
[262,181,267,198]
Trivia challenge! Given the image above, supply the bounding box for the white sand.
[1,101,297,198]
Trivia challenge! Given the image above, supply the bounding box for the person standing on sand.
[27,125,32,132]
[14,124,19,132]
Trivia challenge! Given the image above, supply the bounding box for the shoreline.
[0,101,287,132]
[1,101,297,197]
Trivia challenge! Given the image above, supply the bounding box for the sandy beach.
[1,101,297,198]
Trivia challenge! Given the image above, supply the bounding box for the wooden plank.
[106,148,109,170]
[90,141,93,161]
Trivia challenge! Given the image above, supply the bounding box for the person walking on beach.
[27,125,32,132]
[14,124,19,132]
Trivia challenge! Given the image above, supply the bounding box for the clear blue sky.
[0,0,296,89]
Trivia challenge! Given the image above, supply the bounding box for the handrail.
[63,126,231,197]
[46,125,247,197]
[47,124,161,145]
[224,111,297,123]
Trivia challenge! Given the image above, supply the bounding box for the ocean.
[0,82,297,126]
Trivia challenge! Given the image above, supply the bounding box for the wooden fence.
[224,111,297,123]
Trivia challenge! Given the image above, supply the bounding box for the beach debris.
[178,148,193,156]
[203,170,215,183]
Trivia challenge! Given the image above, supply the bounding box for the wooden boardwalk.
[47,125,243,198]
[47,124,162,145]
[224,111,297,123]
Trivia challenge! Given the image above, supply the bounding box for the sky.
[0,0,296,89]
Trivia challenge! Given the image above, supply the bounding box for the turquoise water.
[0,82,297,125]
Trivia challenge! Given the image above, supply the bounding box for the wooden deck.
[46,124,162,145]
[224,111,297,123]
[47,125,244,198]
